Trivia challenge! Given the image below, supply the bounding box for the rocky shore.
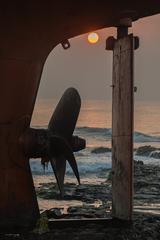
[1,160,160,239]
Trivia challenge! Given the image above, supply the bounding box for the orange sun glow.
[87,32,99,44]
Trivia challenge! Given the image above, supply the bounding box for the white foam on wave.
[75,127,160,143]
[149,150,160,159]
[30,153,112,176]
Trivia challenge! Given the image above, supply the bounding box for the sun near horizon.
[87,32,99,44]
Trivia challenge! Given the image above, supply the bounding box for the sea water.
[30,99,160,209]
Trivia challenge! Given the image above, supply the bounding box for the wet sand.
[1,161,160,239]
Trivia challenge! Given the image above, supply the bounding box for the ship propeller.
[41,88,85,196]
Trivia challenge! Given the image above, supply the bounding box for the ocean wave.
[76,126,111,134]
[149,151,160,159]
[134,132,160,143]
[30,156,111,176]
[66,163,111,177]
[75,127,160,143]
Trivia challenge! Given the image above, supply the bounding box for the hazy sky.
[37,14,160,102]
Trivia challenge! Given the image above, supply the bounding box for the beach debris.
[43,208,64,219]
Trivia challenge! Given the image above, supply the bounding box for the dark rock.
[134,160,144,166]
[135,145,158,156]
[91,147,111,154]
[107,170,112,181]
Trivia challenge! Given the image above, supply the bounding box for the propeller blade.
[50,156,66,197]
[48,87,81,142]
[49,135,80,185]
[66,154,80,185]
[47,88,82,193]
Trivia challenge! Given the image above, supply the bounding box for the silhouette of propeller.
[41,88,85,196]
